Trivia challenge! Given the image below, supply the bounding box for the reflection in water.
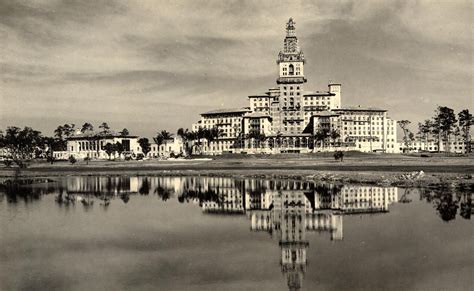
[185,179,398,290]
[1,176,472,290]
[419,187,473,221]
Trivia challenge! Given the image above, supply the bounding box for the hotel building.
[191,18,398,155]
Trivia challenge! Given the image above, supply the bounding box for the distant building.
[148,137,185,158]
[399,136,471,154]
[54,129,140,160]
[191,18,398,155]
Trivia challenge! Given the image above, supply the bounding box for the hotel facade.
[191,18,399,155]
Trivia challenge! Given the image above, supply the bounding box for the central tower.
[273,18,307,135]
[277,18,306,84]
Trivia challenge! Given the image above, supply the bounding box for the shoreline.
[1,156,472,190]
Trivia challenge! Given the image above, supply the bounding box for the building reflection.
[177,177,399,291]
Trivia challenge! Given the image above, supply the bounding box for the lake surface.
[0,176,473,291]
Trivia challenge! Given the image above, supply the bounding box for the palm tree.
[153,130,174,156]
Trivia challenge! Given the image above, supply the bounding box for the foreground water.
[0,176,472,291]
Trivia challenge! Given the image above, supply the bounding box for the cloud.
[1,0,472,136]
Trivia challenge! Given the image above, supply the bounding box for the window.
[288,64,294,75]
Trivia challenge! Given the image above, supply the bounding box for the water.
[0,176,472,291]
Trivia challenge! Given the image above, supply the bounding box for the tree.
[115,142,125,158]
[0,130,4,148]
[154,130,173,147]
[329,129,340,148]
[314,127,330,150]
[104,143,115,160]
[246,131,266,149]
[54,123,75,151]
[417,120,432,151]
[119,128,129,136]
[2,126,43,167]
[408,131,415,151]
[434,106,457,154]
[81,123,94,133]
[458,109,473,153]
[397,120,411,152]
[42,136,57,163]
[115,142,124,159]
[177,128,192,156]
[68,155,77,165]
[99,122,110,134]
[334,151,344,162]
[138,138,151,157]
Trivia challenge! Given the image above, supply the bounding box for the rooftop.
[244,112,272,119]
[67,130,138,140]
[201,107,251,116]
[303,91,334,96]
[312,111,340,117]
[334,106,387,112]
[248,94,270,98]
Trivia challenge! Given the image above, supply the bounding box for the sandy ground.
[1,153,472,189]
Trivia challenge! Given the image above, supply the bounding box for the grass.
[0,153,472,189]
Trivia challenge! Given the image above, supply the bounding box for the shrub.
[3,159,13,167]
[68,155,77,165]
[46,156,56,164]
[334,151,344,162]
[136,153,144,160]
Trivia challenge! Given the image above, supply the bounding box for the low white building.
[148,137,185,158]
[54,130,141,160]
[399,138,470,154]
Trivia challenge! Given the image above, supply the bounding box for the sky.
[1,0,472,138]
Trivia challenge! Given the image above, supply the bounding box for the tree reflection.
[139,178,150,195]
[419,186,472,222]
[120,193,130,204]
[459,193,472,219]
[154,186,171,201]
[0,178,56,204]
[436,192,459,221]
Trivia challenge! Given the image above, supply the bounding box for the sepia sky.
[1,0,472,137]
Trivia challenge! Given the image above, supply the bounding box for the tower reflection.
[180,177,398,290]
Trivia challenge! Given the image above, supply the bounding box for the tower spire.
[286,18,296,37]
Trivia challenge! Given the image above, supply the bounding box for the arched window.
[288,64,294,75]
